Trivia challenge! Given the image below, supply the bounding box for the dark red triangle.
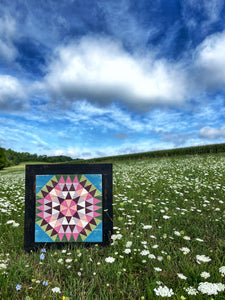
[89,219,97,226]
[58,197,64,204]
[85,201,92,207]
[46,202,52,207]
[66,192,71,199]
[69,184,75,191]
[73,212,80,219]
[58,212,65,219]
[73,196,80,204]
[63,185,68,191]
[45,208,52,214]
[51,180,58,187]
[54,205,61,211]
[85,185,92,192]
[46,224,52,231]
[89,189,96,197]
[41,190,48,197]
[77,205,83,211]
[51,229,58,236]
[80,229,87,236]
[66,216,72,223]
[46,185,53,192]
[62,225,68,231]
[69,225,75,232]
[85,208,92,214]
[41,219,48,226]
[80,180,87,187]
[85,223,92,232]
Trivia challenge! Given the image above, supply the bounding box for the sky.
[0,0,225,159]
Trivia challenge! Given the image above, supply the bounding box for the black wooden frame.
[24,164,113,252]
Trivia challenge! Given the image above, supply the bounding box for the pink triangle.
[93,205,101,211]
[58,233,65,241]
[37,204,45,211]
[66,176,72,183]
[50,194,57,201]
[44,215,52,223]
[81,193,88,200]
[45,194,52,201]
[65,233,72,241]
[49,216,56,222]
[86,215,93,222]
[72,233,79,241]
[93,198,101,204]
[37,198,45,204]
[73,176,79,183]
[86,193,93,200]
[37,211,44,218]
[54,225,61,233]
[93,212,101,217]
[76,225,84,233]
[55,183,61,191]
[76,184,83,191]
[59,176,65,183]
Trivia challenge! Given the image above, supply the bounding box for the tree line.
[0,147,74,170]
[83,143,225,163]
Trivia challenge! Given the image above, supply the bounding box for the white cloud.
[0,75,27,110]
[0,14,18,61]
[45,36,187,108]
[199,125,225,139]
[195,30,225,89]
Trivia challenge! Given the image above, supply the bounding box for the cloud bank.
[199,126,225,139]
[0,75,27,110]
[42,31,225,110]
[44,36,186,109]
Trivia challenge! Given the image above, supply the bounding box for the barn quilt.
[35,174,103,242]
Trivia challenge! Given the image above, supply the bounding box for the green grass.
[0,154,225,299]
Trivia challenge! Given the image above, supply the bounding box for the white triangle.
[74,227,79,233]
[73,183,78,189]
[52,208,60,215]
[66,183,72,190]
[78,200,85,207]
[81,220,88,227]
[62,191,68,198]
[52,200,59,207]
[59,226,64,233]
[50,189,57,196]
[81,188,87,196]
[59,183,65,189]
[66,227,72,233]
[86,198,94,205]
[79,208,85,215]
[62,217,69,225]
[69,218,76,225]
[70,191,77,198]
[49,220,57,228]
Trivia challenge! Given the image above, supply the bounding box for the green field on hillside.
[0,154,225,299]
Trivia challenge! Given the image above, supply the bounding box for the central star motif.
[60,199,77,216]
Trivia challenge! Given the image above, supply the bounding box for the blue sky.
[0,0,225,159]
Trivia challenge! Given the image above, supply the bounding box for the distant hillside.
[0,148,75,169]
[75,143,225,163]
[1,143,225,170]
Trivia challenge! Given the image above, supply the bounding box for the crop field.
[0,154,225,299]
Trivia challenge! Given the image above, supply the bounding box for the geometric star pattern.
[35,174,102,242]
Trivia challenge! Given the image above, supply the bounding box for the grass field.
[0,154,225,299]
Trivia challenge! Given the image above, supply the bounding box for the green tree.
[0,147,7,170]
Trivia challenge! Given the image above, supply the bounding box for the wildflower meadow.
[0,154,225,299]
